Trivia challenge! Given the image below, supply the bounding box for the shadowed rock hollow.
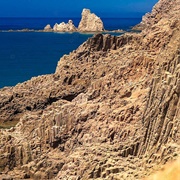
[0,0,179,179]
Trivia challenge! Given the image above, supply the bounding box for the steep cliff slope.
[0,0,179,179]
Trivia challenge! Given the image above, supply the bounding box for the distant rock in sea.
[78,9,104,32]
[44,24,52,31]
[53,20,77,32]
[44,8,104,32]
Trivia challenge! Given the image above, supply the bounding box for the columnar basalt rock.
[0,0,179,179]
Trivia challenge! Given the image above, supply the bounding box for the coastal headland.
[0,0,179,179]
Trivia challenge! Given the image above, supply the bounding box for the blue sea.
[0,18,141,88]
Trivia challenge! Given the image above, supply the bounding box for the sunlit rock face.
[44,24,52,31]
[145,158,180,180]
[133,0,180,30]
[53,20,77,32]
[78,8,104,32]
[0,0,180,179]
[44,8,104,32]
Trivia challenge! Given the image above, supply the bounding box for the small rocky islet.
[6,8,124,33]
[0,0,180,179]
[44,9,105,32]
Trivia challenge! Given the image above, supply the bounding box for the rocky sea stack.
[44,8,104,32]
[53,20,77,32]
[0,0,180,179]
[78,8,104,32]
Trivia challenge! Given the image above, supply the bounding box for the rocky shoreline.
[0,0,179,179]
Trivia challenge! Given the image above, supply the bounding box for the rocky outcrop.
[0,0,179,179]
[44,9,104,32]
[52,20,77,32]
[78,9,104,32]
[44,24,52,31]
[133,0,179,30]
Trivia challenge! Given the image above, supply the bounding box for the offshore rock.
[78,8,104,32]
[53,20,77,32]
[43,9,104,32]
[44,24,52,31]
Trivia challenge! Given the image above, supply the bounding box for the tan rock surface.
[78,9,104,32]
[133,0,180,31]
[0,0,179,179]
[53,20,77,32]
[145,158,180,180]
[44,24,52,31]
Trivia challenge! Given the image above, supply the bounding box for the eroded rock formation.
[53,20,77,32]
[133,0,179,30]
[44,8,104,32]
[44,24,52,31]
[0,0,179,179]
[78,8,104,32]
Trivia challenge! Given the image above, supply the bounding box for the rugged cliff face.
[133,0,180,30]
[0,0,179,179]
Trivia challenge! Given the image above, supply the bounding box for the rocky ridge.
[133,0,180,30]
[0,0,180,179]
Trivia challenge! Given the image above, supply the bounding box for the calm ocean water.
[0,18,141,88]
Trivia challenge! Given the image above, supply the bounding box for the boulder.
[78,9,104,32]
